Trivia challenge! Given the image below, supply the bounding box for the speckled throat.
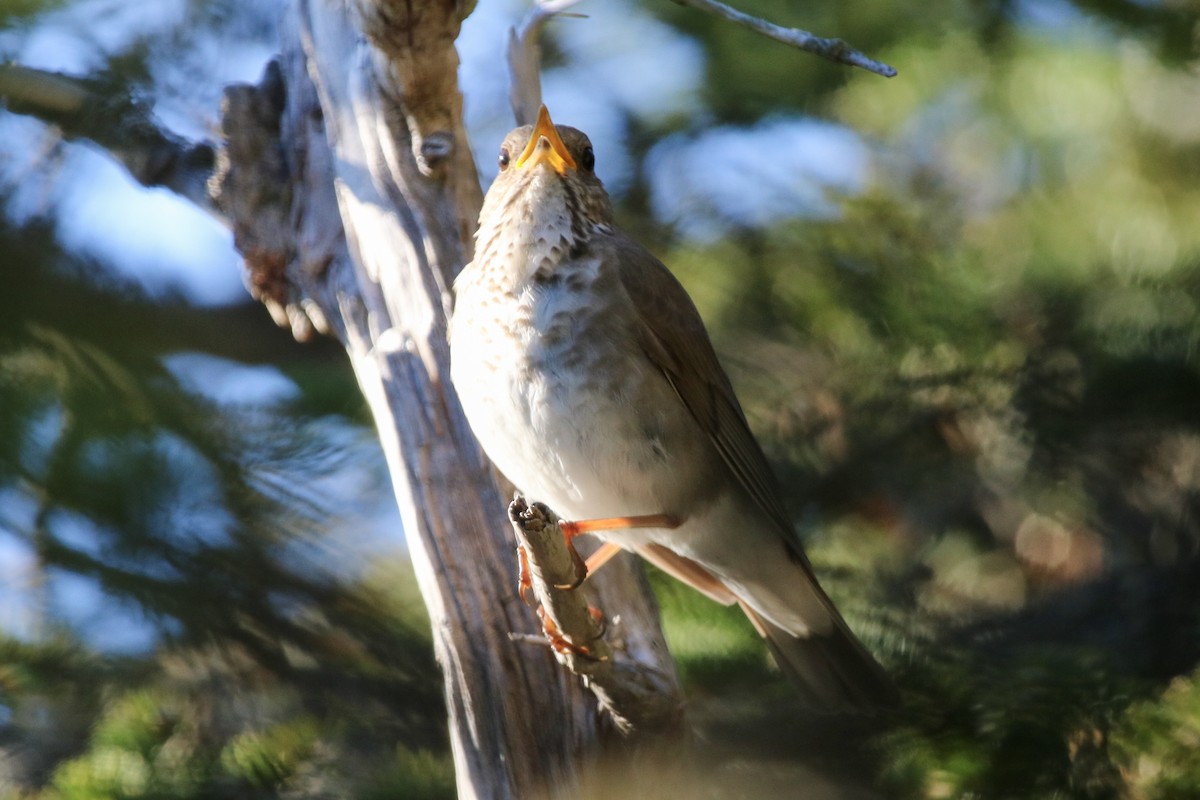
[469,166,604,292]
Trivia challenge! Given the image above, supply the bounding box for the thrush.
[450,106,896,709]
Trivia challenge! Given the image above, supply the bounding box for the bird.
[450,105,896,709]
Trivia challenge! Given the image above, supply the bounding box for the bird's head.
[476,105,613,262]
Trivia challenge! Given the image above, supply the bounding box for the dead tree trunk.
[212,1,683,796]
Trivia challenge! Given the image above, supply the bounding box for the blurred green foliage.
[639,2,1200,797]
[4,0,1200,798]
[0,0,61,23]
[0,227,450,796]
[1113,671,1200,798]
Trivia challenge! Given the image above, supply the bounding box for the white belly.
[450,267,718,530]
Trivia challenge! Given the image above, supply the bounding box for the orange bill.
[516,104,577,174]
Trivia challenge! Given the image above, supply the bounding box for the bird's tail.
[636,542,896,710]
[739,601,897,710]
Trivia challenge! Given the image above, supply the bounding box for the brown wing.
[606,233,898,707]
[606,231,800,547]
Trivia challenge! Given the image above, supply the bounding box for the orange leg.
[556,513,681,590]
[583,541,624,577]
[517,543,535,607]
[560,513,681,537]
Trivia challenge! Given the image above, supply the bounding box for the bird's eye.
[580,146,595,172]
[498,147,511,171]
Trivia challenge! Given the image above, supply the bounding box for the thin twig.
[670,0,897,78]
[507,0,586,125]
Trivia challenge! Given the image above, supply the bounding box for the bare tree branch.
[508,497,685,736]
[670,0,898,78]
[507,0,585,126]
[0,64,217,210]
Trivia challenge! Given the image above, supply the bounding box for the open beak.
[516,105,576,175]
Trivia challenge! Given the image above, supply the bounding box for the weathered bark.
[213,0,684,796]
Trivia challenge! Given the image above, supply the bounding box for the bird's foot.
[537,605,607,661]
[552,529,589,590]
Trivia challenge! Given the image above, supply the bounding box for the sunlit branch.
[507,0,585,125]
[670,0,898,78]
